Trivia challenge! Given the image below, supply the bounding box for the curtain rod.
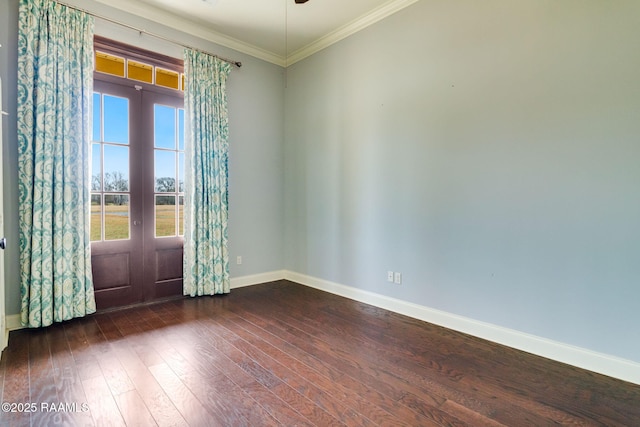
[56,1,242,68]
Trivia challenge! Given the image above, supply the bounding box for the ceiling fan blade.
[295,0,309,3]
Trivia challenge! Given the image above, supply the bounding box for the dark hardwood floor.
[1,280,639,426]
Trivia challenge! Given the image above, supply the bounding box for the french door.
[91,79,184,310]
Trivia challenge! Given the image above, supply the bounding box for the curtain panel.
[183,49,232,296]
[17,0,96,327]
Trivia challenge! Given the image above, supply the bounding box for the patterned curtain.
[183,49,232,296]
[17,0,96,327]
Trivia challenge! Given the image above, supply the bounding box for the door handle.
[0,237,6,250]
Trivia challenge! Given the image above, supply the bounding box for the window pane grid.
[91,92,131,242]
[154,104,184,238]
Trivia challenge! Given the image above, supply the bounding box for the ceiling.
[94,0,419,66]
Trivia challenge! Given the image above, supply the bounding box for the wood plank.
[200,317,345,426]
[161,312,307,426]
[107,336,187,426]
[113,389,158,427]
[221,297,445,425]
[62,321,103,381]
[28,329,81,427]
[0,345,6,402]
[82,374,126,427]
[148,363,217,426]
[209,314,373,425]
[46,324,95,427]
[213,314,374,427]
[1,331,32,427]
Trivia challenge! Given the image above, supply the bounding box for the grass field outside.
[91,204,183,241]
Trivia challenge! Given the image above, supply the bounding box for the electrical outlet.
[387,271,394,282]
[236,256,242,265]
[394,272,402,284]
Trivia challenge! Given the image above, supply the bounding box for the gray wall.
[1,0,285,316]
[284,0,640,362]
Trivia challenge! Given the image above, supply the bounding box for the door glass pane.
[91,143,102,191]
[104,145,129,191]
[154,104,176,149]
[178,195,184,236]
[92,93,101,142]
[91,194,102,241]
[178,152,184,192]
[104,194,129,240]
[155,195,175,237]
[155,151,176,192]
[103,95,129,144]
[178,108,184,150]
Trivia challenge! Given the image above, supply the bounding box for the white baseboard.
[1,317,10,352]
[6,314,22,331]
[283,270,640,386]
[231,270,286,289]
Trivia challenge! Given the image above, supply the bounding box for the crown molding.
[93,0,286,66]
[92,0,417,68]
[286,0,421,66]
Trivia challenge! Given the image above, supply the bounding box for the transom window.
[95,44,184,91]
